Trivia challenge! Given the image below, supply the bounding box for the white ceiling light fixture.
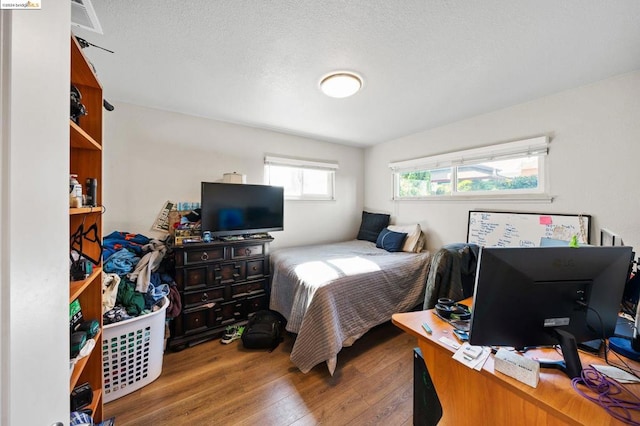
[320,71,363,98]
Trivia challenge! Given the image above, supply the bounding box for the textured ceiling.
[71,1,640,147]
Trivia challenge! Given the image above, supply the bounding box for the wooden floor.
[104,321,417,425]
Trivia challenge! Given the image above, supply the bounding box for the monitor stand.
[577,338,602,354]
[537,329,583,379]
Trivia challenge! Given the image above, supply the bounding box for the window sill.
[393,193,554,203]
[284,197,336,201]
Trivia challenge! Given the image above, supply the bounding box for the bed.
[269,237,431,374]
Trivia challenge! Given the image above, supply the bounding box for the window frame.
[264,155,338,201]
[389,136,551,202]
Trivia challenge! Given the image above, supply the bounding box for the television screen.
[201,182,284,236]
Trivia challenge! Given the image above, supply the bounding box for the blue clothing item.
[144,282,170,309]
[144,272,175,309]
[71,411,93,426]
[104,248,140,275]
[160,272,175,285]
[150,271,162,287]
[102,231,150,261]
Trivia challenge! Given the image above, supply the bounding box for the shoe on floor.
[221,325,245,344]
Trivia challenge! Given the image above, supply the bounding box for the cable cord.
[603,335,640,379]
[585,303,640,380]
[572,367,640,425]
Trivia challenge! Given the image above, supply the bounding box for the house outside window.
[390,136,550,200]
[264,155,338,200]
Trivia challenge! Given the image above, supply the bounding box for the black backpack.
[241,310,286,351]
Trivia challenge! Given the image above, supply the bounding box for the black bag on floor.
[241,310,286,351]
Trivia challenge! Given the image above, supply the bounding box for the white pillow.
[414,232,426,252]
[387,224,424,253]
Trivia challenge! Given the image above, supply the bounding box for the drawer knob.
[201,293,208,302]
[252,266,258,271]
[201,252,209,261]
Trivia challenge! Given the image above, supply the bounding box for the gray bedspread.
[269,239,431,374]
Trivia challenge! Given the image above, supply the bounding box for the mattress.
[269,239,431,374]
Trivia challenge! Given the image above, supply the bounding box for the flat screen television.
[200,182,284,237]
[468,246,633,378]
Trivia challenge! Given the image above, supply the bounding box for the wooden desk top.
[393,299,640,425]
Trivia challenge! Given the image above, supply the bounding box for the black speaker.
[413,347,442,426]
[85,178,97,207]
[70,382,93,411]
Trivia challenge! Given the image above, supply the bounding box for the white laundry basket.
[102,297,168,402]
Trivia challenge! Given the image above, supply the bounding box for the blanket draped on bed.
[269,240,431,374]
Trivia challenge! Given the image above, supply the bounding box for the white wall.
[364,71,640,254]
[103,103,365,249]
[1,4,70,425]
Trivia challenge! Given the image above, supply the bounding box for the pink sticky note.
[539,216,552,225]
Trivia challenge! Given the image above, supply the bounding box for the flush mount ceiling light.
[319,72,363,98]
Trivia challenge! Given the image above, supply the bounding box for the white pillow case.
[387,224,425,252]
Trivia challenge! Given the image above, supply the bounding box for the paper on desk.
[591,364,640,384]
[453,342,491,371]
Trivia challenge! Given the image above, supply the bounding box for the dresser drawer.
[246,260,264,280]
[183,288,224,309]
[231,281,265,298]
[181,265,224,290]
[183,303,219,334]
[184,246,225,265]
[216,262,246,284]
[219,300,244,324]
[231,244,263,259]
[245,293,268,314]
[181,266,208,289]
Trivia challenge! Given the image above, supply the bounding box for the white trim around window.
[389,136,552,201]
[264,155,338,201]
[264,155,339,170]
[389,136,549,172]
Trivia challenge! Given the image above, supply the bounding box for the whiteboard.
[467,210,591,247]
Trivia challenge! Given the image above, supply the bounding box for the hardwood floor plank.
[357,383,414,426]
[276,386,369,426]
[353,351,414,408]
[104,321,417,425]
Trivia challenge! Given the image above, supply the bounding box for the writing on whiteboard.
[467,211,589,247]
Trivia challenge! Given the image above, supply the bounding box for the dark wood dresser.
[168,237,272,350]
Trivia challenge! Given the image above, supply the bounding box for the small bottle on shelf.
[69,174,83,208]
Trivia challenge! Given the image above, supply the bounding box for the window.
[264,155,338,200]
[390,136,550,200]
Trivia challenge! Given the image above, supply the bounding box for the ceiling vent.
[71,0,103,34]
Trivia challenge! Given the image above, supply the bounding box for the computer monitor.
[469,246,633,378]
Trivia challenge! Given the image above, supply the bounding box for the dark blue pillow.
[357,211,391,243]
[376,228,408,252]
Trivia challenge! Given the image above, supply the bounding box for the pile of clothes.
[102,231,181,325]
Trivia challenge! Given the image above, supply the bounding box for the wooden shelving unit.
[69,34,104,422]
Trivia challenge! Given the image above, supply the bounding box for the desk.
[393,300,640,426]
